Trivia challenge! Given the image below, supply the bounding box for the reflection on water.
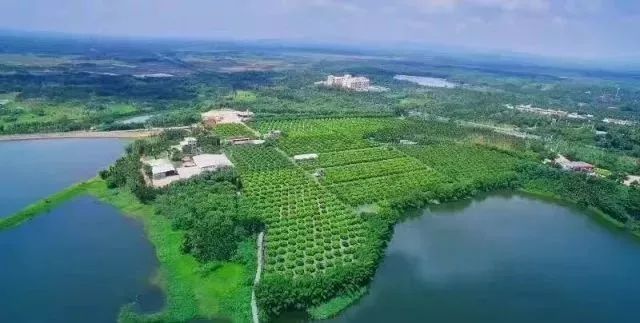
[0,196,163,323]
[327,194,640,323]
[0,138,126,217]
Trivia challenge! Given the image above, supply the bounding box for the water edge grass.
[2,178,254,322]
[0,181,91,230]
[308,287,368,320]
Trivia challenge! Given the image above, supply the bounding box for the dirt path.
[0,127,192,142]
[252,231,265,323]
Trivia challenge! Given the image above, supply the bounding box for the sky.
[1,0,639,60]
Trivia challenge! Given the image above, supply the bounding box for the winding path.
[252,231,265,323]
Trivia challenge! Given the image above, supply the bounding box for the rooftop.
[152,163,176,175]
[293,153,319,161]
[145,158,172,167]
[193,154,234,169]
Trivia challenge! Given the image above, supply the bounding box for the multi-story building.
[321,74,371,91]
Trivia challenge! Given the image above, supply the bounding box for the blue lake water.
[328,194,640,323]
[0,138,162,322]
[0,196,162,323]
[0,139,127,217]
[394,74,457,88]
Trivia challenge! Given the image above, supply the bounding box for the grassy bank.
[2,178,254,322]
[86,179,254,323]
[308,287,368,320]
[0,181,91,231]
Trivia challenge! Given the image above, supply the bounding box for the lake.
[327,194,640,323]
[0,196,162,323]
[394,75,457,88]
[0,138,162,322]
[0,139,127,217]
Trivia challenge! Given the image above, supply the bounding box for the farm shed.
[293,153,319,161]
[151,163,177,179]
[193,154,234,171]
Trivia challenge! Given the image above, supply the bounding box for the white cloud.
[281,0,365,14]
[404,0,550,13]
[0,0,638,60]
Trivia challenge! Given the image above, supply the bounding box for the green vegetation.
[518,164,639,228]
[328,169,446,206]
[3,36,640,322]
[399,143,524,191]
[0,180,91,231]
[213,123,258,139]
[322,157,429,184]
[86,179,254,323]
[227,146,293,172]
[154,171,261,263]
[6,116,640,322]
[3,178,255,322]
[228,148,380,316]
[256,118,398,155]
[230,90,258,104]
[308,287,368,320]
[297,147,404,169]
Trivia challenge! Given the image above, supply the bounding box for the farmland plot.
[328,169,446,206]
[254,117,393,138]
[322,157,428,184]
[298,147,404,169]
[242,168,368,278]
[399,144,523,188]
[227,146,293,172]
[279,135,375,155]
[213,123,257,139]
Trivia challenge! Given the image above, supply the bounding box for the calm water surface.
[0,139,127,217]
[327,194,640,323]
[0,139,163,322]
[394,74,457,88]
[0,196,162,323]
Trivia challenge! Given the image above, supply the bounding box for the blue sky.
[1,0,639,60]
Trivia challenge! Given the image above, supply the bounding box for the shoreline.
[0,127,191,142]
[518,188,640,239]
[0,180,92,230]
[3,180,638,322]
[1,178,253,322]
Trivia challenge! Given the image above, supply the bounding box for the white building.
[145,154,234,187]
[293,153,319,161]
[320,74,371,91]
[193,154,234,171]
[151,163,177,180]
